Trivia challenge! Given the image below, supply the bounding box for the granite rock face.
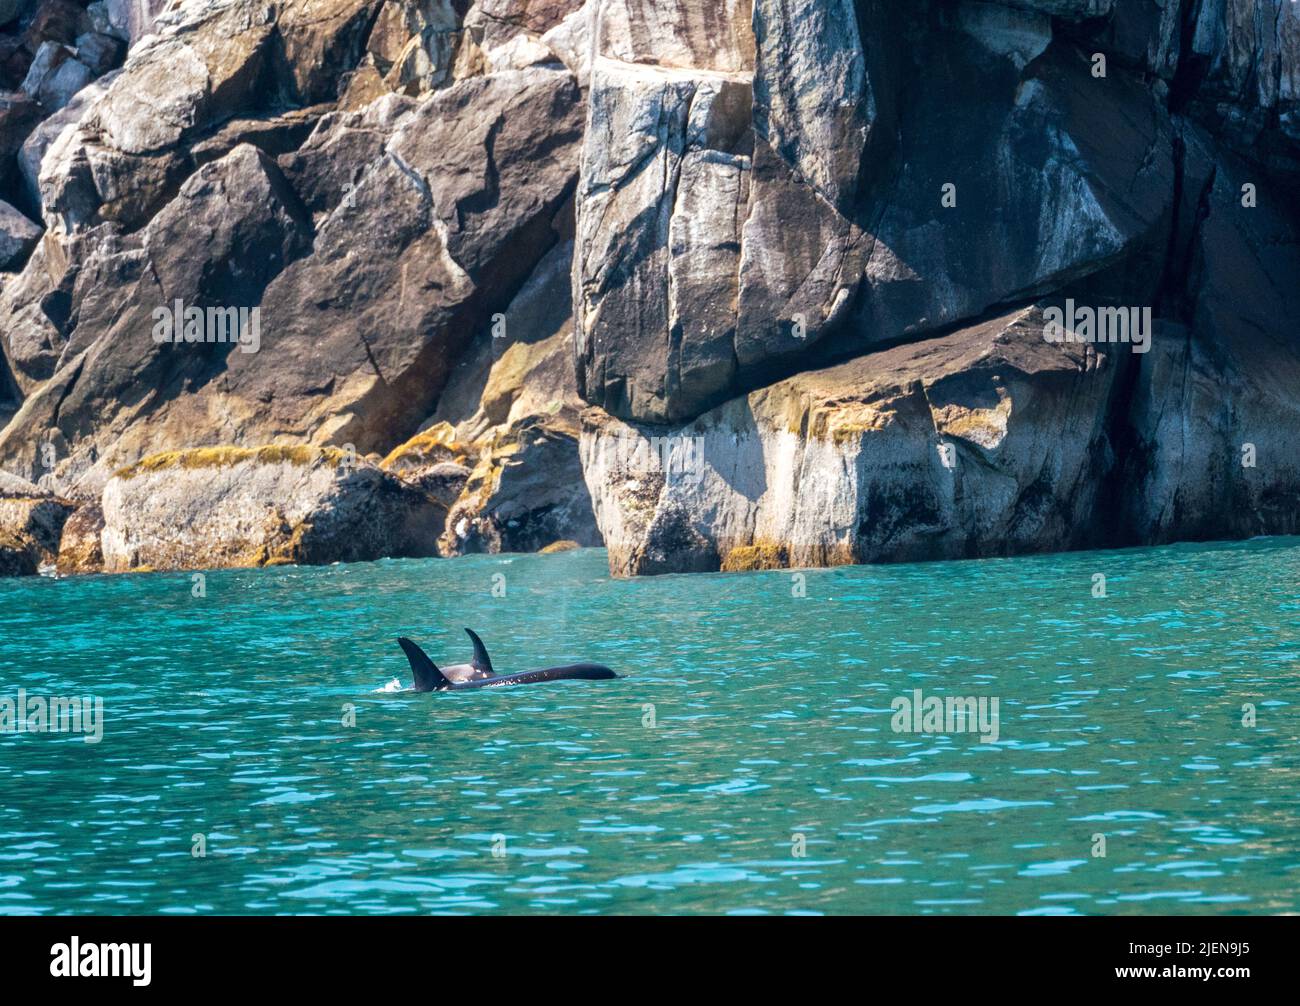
[581,305,1125,575]
[53,496,100,572]
[572,0,1300,574]
[1,1,584,502]
[0,0,1297,577]
[1123,139,1300,543]
[0,470,72,574]
[572,0,1190,424]
[99,446,445,572]
[0,141,313,486]
[572,1,754,424]
[426,237,601,555]
[0,195,38,265]
[0,0,597,573]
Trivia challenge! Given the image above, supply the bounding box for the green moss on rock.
[116,445,348,480]
[721,542,790,572]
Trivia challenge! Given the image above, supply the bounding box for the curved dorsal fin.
[464,627,495,676]
[397,637,449,691]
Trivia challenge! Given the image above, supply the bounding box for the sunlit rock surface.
[581,305,1124,576]
[99,446,445,572]
[0,0,1296,575]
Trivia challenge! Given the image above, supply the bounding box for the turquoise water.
[1,539,1298,915]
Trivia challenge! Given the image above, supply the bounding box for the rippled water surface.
[2,539,1298,915]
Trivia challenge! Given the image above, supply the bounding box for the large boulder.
[276,91,417,218]
[19,39,94,111]
[0,471,72,575]
[440,419,601,555]
[14,68,115,208]
[54,498,103,572]
[0,88,42,179]
[96,0,171,48]
[581,304,1124,576]
[0,196,39,267]
[99,445,446,572]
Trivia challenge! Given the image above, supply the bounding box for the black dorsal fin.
[464,628,495,676]
[397,637,450,691]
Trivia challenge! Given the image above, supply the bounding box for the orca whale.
[397,630,618,692]
[424,627,495,684]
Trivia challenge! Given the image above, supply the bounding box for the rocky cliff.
[1,0,1297,577]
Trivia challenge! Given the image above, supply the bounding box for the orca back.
[461,663,618,689]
